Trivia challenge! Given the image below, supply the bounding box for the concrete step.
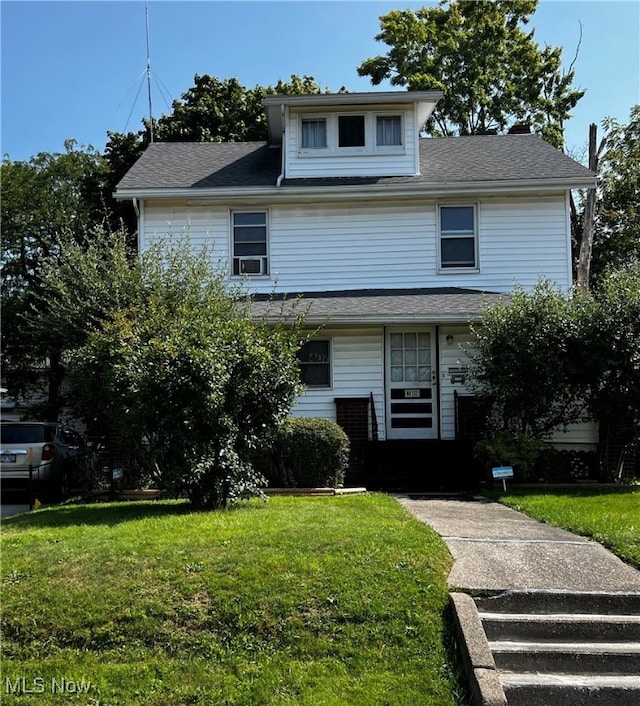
[501,673,640,706]
[490,639,640,675]
[451,591,640,706]
[475,590,640,616]
[478,610,640,642]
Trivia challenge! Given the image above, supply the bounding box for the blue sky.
[2,0,639,163]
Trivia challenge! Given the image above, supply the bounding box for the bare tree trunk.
[576,124,606,295]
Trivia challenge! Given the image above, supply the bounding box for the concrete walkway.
[0,504,30,519]
[397,495,640,593]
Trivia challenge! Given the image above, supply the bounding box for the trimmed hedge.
[254,417,350,488]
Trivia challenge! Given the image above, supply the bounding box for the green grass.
[1,494,466,705]
[491,487,640,569]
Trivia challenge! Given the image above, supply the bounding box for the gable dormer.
[263,91,442,180]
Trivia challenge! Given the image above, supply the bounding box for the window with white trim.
[338,115,366,147]
[301,118,327,149]
[298,112,406,155]
[297,339,331,388]
[439,205,477,269]
[376,115,402,146]
[232,211,268,276]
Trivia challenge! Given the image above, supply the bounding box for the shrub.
[474,432,543,482]
[59,238,307,509]
[255,417,350,489]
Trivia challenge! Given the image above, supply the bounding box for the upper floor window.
[439,205,477,269]
[232,211,268,276]
[301,118,327,149]
[297,339,331,388]
[298,112,406,155]
[338,115,365,147]
[376,115,402,146]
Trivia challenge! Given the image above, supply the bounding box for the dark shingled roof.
[249,287,508,324]
[117,142,281,190]
[116,134,594,192]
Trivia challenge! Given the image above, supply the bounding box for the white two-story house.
[116,90,597,488]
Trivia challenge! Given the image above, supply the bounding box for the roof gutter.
[114,176,597,203]
[252,312,487,326]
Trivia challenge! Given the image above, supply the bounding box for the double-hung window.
[439,205,478,269]
[232,211,268,276]
[301,118,327,149]
[376,115,402,146]
[297,339,331,388]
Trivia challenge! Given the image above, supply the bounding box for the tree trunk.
[576,124,606,295]
[44,348,65,421]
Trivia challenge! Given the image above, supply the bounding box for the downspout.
[276,104,286,187]
[132,197,142,252]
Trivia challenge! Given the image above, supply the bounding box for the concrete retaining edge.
[264,487,367,496]
[450,592,508,706]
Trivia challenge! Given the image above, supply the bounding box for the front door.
[385,327,437,439]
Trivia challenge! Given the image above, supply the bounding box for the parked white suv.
[0,422,96,501]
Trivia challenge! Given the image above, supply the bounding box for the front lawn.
[1,494,465,705]
[491,487,640,569]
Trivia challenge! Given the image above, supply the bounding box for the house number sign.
[404,389,420,398]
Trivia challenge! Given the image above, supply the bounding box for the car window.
[0,425,45,444]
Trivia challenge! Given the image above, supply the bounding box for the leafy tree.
[153,75,268,142]
[357,0,584,147]
[153,74,324,143]
[469,266,640,479]
[578,263,640,476]
[591,106,640,279]
[1,143,114,418]
[102,130,147,238]
[468,280,589,439]
[103,74,326,203]
[35,235,307,508]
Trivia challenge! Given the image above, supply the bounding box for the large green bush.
[255,417,350,489]
[33,234,308,509]
[469,265,640,480]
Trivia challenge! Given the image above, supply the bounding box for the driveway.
[1,504,30,519]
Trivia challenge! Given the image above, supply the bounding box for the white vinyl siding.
[438,326,475,440]
[290,109,416,177]
[141,194,572,295]
[550,421,599,450]
[291,328,385,438]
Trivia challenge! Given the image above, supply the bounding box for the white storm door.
[385,327,437,439]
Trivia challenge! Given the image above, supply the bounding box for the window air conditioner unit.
[238,257,266,275]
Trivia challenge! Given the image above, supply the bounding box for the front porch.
[353,438,484,492]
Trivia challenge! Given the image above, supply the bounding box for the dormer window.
[301,118,327,149]
[338,115,365,148]
[298,112,405,156]
[376,116,402,146]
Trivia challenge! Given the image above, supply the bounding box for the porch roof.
[248,287,507,325]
